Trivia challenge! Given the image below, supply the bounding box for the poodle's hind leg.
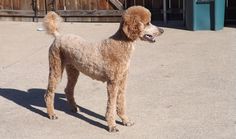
[65,65,80,113]
[45,45,64,120]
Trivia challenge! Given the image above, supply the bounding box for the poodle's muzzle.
[141,23,164,43]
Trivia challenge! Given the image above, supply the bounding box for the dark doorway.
[225,0,236,24]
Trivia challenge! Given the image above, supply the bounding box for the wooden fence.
[0,0,184,22]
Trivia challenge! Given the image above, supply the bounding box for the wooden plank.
[0,0,3,9]
[12,0,19,10]
[20,0,32,10]
[65,0,74,10]
[91,16,120,22]
[0,16,33,21]
[73,0,78,10]
[97,0,109,10]
[109,0,123,10]
[38,0,46,11]
[81,0,89,10]
[57,10,123,17]
[90,0,97,10]
[45,0,56,11]
[77,0,83,10]
[0,10,34,16]
[64,16,120,22]
[81,0,91,21]
[0,10,45,17]
[1,0,11,10]
[56,0,64,10]
[0,10,120,17]
[122,0,127,8]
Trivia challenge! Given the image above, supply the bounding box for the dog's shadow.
[0,88,122,131]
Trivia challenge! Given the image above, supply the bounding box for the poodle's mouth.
[142,34,156,43]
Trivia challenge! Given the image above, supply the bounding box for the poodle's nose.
[159,28,164,34]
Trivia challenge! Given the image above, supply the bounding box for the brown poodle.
[43,6,164,132]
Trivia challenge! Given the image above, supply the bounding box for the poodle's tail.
[43,11,62,38]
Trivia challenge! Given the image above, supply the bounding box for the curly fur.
[43,11,62,37]
[43,6,163,132]
[122,6,151,41]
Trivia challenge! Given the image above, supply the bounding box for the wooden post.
[163,0,167,23]
[45,0,47,13]
[10,0,13,10]
[32,0,38,22]
[54,0,57,11]
[64,0,67,22]
[63,0,66,10]
[168,0,171,9]
[183,0,185,25]
[124,0,127,9]
[109,0,124,10]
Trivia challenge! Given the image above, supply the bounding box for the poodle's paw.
[48,114,58,120]
[108,126,119,133]
[70,106,78,113]
[123,120,134,127]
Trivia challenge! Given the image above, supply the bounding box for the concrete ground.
[0,21,236,139]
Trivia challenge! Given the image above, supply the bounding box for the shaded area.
[0,88,122,131]
[153,21,236,30]
[153,21,187,30]
[224,24,236,28]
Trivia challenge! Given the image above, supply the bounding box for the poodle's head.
[121,6,164,42]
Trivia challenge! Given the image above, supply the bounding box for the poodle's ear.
[122,15,143,41]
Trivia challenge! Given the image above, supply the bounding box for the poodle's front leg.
[117,76,134,127]
[106,81,119,132]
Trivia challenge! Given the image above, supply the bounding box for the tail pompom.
[43,11,62,37]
